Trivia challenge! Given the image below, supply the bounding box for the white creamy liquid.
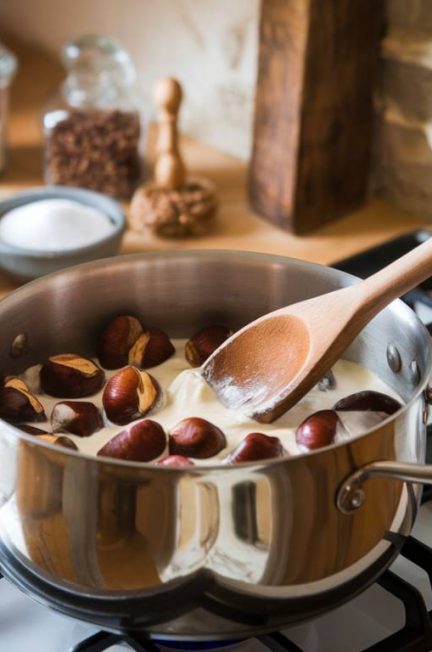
[20,339,401,463]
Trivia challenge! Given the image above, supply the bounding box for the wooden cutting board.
[249,0,385,234]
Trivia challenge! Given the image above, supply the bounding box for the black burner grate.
[70,630,304,652]
[59,535,432,652]
[1,535,429,651]
[0,536,431,651]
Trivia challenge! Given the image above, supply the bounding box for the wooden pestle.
[153,78,186,190]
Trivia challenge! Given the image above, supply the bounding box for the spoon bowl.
[203,239,432,422]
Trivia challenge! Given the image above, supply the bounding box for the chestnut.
[55,435,79,450]
[227,432,284,463]
[169,417,226,459]
[296,410,339,451]
[98,315,143,369]
[333,391,401,415]
[128,328,175,368]
[185,325,233,367]
[37,434,78,450]
[4,377,32,393]
[157,455,194,467]
[97,419,166,462]
[51,401,103,437]
[103,366,161,425]
[0,377,46,424]
[19,424,48,435]
[40,354,105,398]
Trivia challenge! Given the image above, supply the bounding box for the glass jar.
[43,35,143,199]
[0,44,17,175]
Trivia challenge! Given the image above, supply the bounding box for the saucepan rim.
[0,249,430,472]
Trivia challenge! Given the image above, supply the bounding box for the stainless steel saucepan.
[0,250,431,641]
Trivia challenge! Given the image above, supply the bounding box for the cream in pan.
[19,339,401,463]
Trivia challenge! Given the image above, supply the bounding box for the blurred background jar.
[42,35,144,200]
[0,43,17,175]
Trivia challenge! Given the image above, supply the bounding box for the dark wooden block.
[248,0,384,234]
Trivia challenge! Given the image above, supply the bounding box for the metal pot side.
[0,251,429,636]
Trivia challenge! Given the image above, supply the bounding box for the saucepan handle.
[336,459,432,514]
[337,384,432,515]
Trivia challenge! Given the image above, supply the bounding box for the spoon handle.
[358,235,432,317]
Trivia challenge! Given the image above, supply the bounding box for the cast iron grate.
[69,630,303,651]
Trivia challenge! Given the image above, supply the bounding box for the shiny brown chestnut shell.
[169,417,227,459]
[333,390,401,415]
[0,377,46,424]
[98,419,166,462]
[36,433,79,450]
[227,432,284,463]
[51,401,103,437]
[185,325,233,367]
[296,410,340,451]
[40,354,105,398]
[98,315,143,369]
[128,328,175,368]
[19,424,48,435]
[103,366,160,425]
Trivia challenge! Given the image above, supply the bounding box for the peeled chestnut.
[98,315,143,369]
[333,391,401,415]
[51,401,103,437]
[97,419,166,462]
[40,354,105,398]
[0,377,46,424]
[103,366,161,425]
[157,455,194,467]
[296,410,339,451]
[169,417,226,458]
[128,328,175,368]
[227,432,284,463]
[185,325,233,367]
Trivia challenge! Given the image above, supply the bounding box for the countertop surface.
[0,36,429,299]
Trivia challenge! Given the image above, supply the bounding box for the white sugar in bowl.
[0,186,125,281]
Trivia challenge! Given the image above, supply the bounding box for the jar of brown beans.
[42,35,144,200]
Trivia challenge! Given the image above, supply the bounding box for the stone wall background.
[375,0,432,218]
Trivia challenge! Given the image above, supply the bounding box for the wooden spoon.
[202,239,432,423]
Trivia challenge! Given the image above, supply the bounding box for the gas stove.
[1,231,432,652]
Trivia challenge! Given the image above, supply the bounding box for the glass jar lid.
[0,44,17,87]
[61,35,136,108]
